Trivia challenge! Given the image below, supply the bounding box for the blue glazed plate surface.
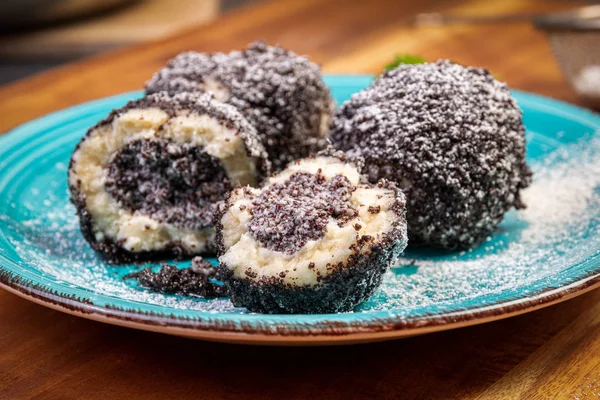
[1,75,599,344]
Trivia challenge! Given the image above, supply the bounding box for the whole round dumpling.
[330,60,532,249]
[215,152,408,314]
[146,41,334,171]
[69,91,270,262]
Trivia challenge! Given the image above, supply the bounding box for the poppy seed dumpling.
[146,41,334,171]
[330,60,532,249]
[215,153,408,314]
[69,91,270,263]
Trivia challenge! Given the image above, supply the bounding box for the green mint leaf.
[383,54,427,72]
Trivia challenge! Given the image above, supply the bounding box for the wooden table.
[0,0,219,59]
[1,0,598,398]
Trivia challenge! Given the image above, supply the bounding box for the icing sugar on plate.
[0,80,599,344]
[374,136,600,314]
[4,136,599,317]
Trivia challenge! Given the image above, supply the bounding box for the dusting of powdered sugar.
[3,166,237,312]
[330,60,532,250]
[363,136,600,314]
[2,136,599,316]
[146,41,334,170]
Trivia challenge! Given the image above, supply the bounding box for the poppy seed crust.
[330,60,532,249]
[146,41,334,171]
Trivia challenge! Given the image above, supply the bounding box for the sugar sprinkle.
[3,136,599,316]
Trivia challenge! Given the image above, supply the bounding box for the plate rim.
[2,270,600,343]
[1,76,600,343]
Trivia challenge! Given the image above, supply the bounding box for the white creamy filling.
[69,107,255,253]
[268,156,361,185]
[319,106,334,136]
[219,157,398,286]
[201,77,231,102]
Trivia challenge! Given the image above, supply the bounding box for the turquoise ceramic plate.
[1,75,599,345]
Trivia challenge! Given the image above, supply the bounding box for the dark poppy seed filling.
[105,139,231,230]
[247,172,358,254]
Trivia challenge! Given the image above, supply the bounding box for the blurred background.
[0,0,598,107]
[0,0,255,85]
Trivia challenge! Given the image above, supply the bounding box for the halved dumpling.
[69,91,270,263]
[216,153,408,314]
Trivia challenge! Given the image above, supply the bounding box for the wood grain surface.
[1,0,598,399]
[0,0,220,58]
